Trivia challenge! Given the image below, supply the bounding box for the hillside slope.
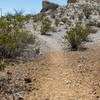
[0,0,100,100]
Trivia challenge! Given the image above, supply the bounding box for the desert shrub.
[33,12,46,22]
[64,24,90,50]
[0,13,35,58]
[90,28,97,33]
[61,17,71,26]
[98,9,100,15]
[0,59,5,70]
[97,22,100,27]
[83,6,92,19]
[42,17,51,25]
[40,17,52,35]
[60,7,65,15]
[40,23,52,35]
[70,15,75,20]
[51,27,57,32]
[33,24,37,30]
[3,11,25,30]
[67,20,72,26]
[87,20,96,26]
[14,15,24,28]
[86,23,97,33]
[55,18,60,26]
[78,13,84,21]
[25,14,32,20]
[0,31,34,58]
[61,17,68,23]
[5,13,14,20]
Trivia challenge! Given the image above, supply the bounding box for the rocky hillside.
[0,0,100,100]
[24,0,100,57]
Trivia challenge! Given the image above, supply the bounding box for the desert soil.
[0,46,100,100]
[0,25,100,100]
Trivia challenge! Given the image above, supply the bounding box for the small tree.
[64,24,90,50]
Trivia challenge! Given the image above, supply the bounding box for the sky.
[0,0,67,16]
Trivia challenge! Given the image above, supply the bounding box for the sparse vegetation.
[97,22,100,27]
[61,17,68,24]
[25,14,32,22]
[78,13,84,21]
[0,28,34,58]
[40,17,53,35]
[64,24,91,50]
[61,17,71,26]
[83,5,92,19]
[86,22,97,33]
[0,58,5,70]
[55,18,60,26]
[40,23,52,35]
[0,11,35,58]
[42,17,51,25]
[33,12,46,22]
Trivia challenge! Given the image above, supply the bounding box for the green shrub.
[40,23,52,35]
[67,20,72,26]
[40,17,52,35]
[55,18,60,26]
[0,32,34,58]
[97,22,100,27]
[78,13,84,21]
[33,12,46,22]
[61,17,71,26]
[0,59,5,70]
[0,13,35,58]
[86,23,97,33]
[42,17,51,25]
[86,21,96,26]
[25,14,32,20]
[64,24,90,50]
[61,17,68,23]
[90,28,97,33]
[83,6,92,19]
[51,27,57,32]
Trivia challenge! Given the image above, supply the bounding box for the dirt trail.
[37,51,72,100]
[25,49,100,100]
[1,48,100,100]
[47,51,65,64]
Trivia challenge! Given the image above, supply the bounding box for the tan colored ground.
[0,47,100,100]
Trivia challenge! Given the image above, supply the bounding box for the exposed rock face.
[67,0,100,3]
[41,1,59,12]
[67,0,79,3]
